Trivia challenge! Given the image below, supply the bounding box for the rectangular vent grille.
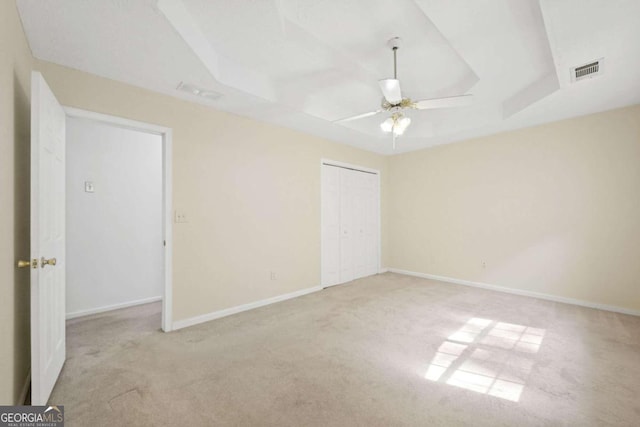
[571,59,604,82]
[576,62,599,78]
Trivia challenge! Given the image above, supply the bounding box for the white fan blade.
[378,79,402,104]
[334,110,382,123]
[414,94,473,110]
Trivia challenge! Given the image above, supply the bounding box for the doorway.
[64,108,173,332]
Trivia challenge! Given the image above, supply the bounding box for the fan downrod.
[387,37,402,79]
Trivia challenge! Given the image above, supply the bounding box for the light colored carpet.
[51,273,640,426]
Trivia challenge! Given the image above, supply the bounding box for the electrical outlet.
[84,181,95,193]
[482,261,487,269]
[270,271,277,281]
[174,211,188,223]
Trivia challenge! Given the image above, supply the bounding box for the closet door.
[352,170,379,280]
[352,171,368,279]
[339,168,356,283]
[363,172,379,277]
[321,165,340,287]
[321,163,379,287]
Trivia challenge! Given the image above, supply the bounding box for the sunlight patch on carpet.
[424,318,545,402]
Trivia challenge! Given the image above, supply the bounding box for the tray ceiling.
[17,0,640,154]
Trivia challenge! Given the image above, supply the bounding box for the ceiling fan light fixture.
[393,116,411,136]
[380,117,394,132]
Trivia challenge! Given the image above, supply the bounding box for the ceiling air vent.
[571,58,604,83]
[177,82,222,100]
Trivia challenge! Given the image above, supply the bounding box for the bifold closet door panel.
[352,171,369,280]
[339,168,356,284]
[352,171,379,280]
[363,172,379,278]
[321,165,340,287]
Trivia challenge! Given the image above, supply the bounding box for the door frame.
[320,159,381,287]
[64,107,174,332]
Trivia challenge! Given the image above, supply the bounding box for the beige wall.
[4,0,639,404]
[389,105,640,312]
[0,1,33,405]
[35,61,389,322]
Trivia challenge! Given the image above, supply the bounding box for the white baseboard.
[389,268,640,317]
[19,370,30,405]
[66,296,163,320]
[172,285,324,331]
[378,267,389,274]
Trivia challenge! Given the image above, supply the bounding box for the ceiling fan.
[335,37,473,149]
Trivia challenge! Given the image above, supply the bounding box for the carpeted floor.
[51,273,640,426]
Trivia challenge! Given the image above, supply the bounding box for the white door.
[321,165,340,287]
[349,170,379,280]
[339,168,356,283]
[352,171,368,279]
[321,163,379,287]
[362,172,379,277]
[30,72,66,405]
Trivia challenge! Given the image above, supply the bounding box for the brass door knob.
[41,257,57,268]
[18,259,38,269]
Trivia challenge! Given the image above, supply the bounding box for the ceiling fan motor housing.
[382,98,413,111]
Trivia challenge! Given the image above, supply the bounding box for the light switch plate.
[84,181,95,193]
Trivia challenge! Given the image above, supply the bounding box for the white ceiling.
[17,0,640,154]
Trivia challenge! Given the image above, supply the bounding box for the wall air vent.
[571,58,604,83]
